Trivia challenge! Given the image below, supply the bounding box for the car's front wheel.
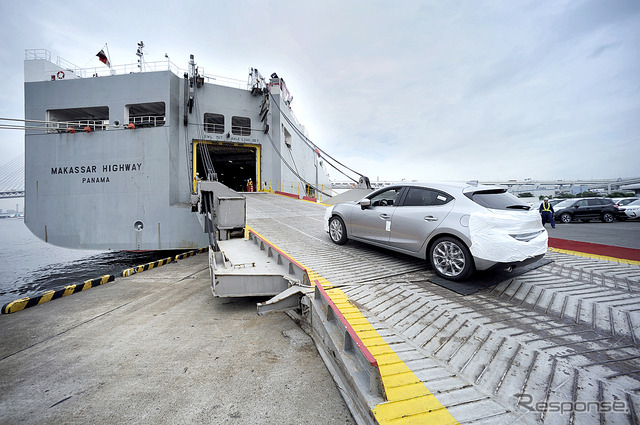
[429,237,474,281]
[601,212,614,223]
[560,213,572,223]
[328,216,348,245]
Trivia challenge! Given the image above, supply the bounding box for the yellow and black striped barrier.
[2,247,211,314]
[1,275,115,314]
[122,256,174,277]
[174,251,197,261]
[174,247,207,261]
[121,247,210,276]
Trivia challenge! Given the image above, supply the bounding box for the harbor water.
[0,218,185,308]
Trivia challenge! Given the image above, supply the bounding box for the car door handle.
[424,216,438,222]
[380,214,391,220]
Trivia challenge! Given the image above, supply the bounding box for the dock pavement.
[0,253,354,424]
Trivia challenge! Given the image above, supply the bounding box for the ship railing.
[81,61,182,78]
[202,74,247,90]
[62,61,247,90]
[25,49,86,78]
[129,115,166,128]
[47,120,109,133]
[262,180,339,203]
[25,49,249,90]
[25,49,51,62]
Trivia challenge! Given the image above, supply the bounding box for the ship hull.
[24,54,329,250]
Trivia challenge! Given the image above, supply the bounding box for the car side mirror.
[359,198,371,209]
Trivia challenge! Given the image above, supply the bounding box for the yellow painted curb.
[549,247,640,266]
[255,233,459,424]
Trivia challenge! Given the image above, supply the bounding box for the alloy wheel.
[432,240,466,278]
[329,217,347,245]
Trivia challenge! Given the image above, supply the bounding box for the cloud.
[0,0,638,183]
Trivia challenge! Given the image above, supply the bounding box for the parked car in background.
[324,182,547,281]
[553,198,616,223]
[622,199,640,220]
[549,199,565,208]
[531,198,565,211]
[614,197,639,220]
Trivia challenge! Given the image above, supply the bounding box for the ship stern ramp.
[208,227,387,425]
[193,181,311,299]
[210,236,308,298]
[193,183,386,423]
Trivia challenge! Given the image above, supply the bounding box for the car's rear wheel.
[328,216,348,245]
[601,212,614,223]
[560,213,572,223]
[429,237,474,281]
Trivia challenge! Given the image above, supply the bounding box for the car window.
[629,200,640,206]
[575,200,588,207]
[554,200,573,208]
[587,199,601,206]
[465,189,530,210]
[369,187,402,207]
[402,187,452,206]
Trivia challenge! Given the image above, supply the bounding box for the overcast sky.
[0,0,638,204]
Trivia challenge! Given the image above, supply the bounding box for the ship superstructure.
[23,49,330,250]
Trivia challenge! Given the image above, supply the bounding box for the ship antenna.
[136,41,145,72]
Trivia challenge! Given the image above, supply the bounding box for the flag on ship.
[96,49,110,67]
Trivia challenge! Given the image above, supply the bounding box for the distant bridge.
[0,153,24,199]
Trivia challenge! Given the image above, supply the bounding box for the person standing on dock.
[539,197,555,229]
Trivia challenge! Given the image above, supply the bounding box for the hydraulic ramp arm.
[191,180,312,308]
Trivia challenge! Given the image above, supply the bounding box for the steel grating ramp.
[426,258,553,296]
[245,192,640,425]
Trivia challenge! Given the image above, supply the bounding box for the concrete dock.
[0,254,354,424]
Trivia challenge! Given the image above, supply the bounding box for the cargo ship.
[23,48,331,250]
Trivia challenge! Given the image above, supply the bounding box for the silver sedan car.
[324,182,548,281]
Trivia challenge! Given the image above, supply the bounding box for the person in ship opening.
[539,197,555,229]
[193,173,202,194]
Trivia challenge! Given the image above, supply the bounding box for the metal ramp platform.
[192,186,640,424]
[239,192,640,425]
[210,237,308,298]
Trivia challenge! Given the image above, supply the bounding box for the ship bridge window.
[204,113,225,134]
[231,116,251,136]
[46,106,109,133]
[126,102,165,128]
